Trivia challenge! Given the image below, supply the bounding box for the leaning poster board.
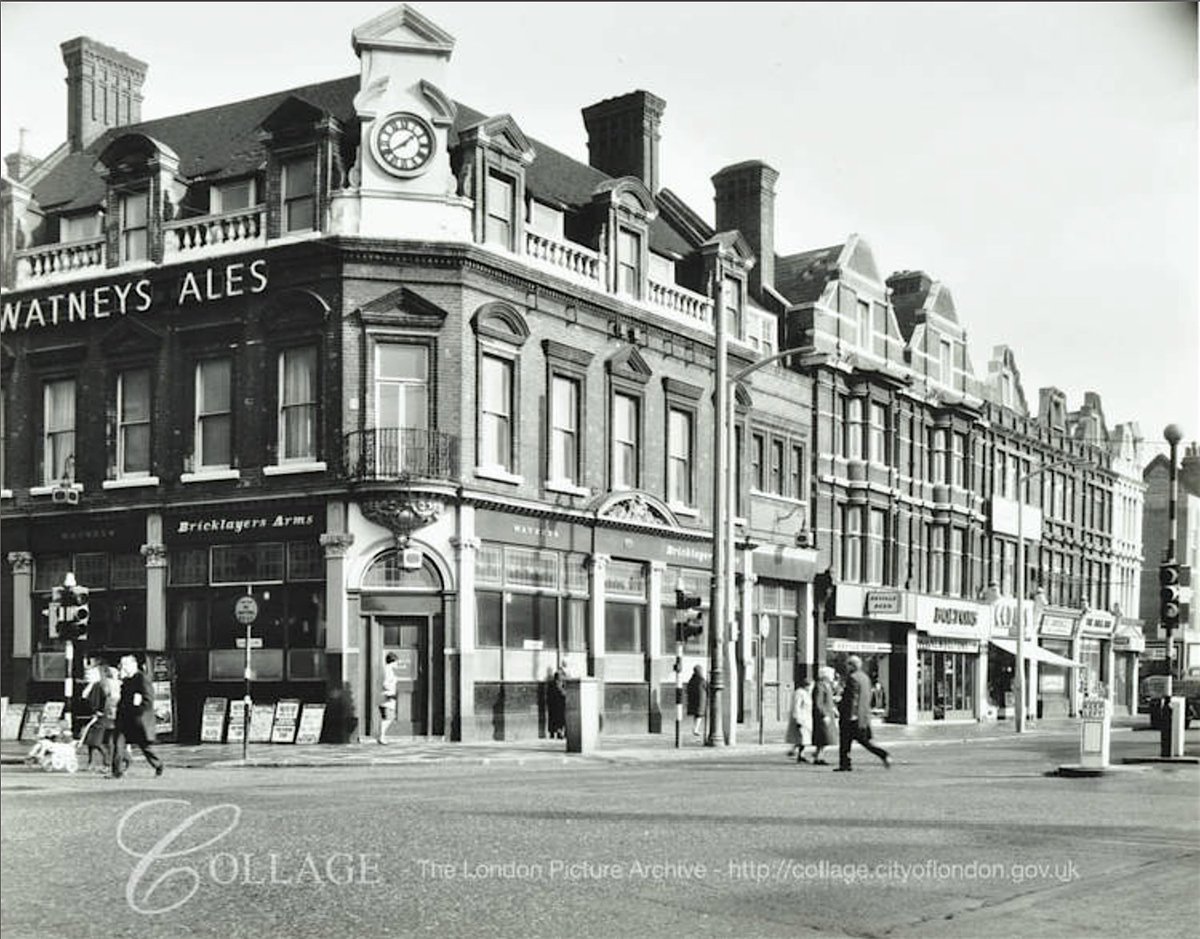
[2,702,27,741]
[40,701,65,736]
[271,699,301,743]
[200,697,228,743]
[248,704,276,743]
[20,704,45,741]
[225,701,246,743]
[148,654,176,741]
[294,704,326,745]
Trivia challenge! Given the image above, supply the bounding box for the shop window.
[281,156,316,233]
[211,543,285,585]
[611,391,640,490]
[171,597,209,649]
[278,346,318,462]
[667,408,694,506]
[474,546,587,651]
[169,548,209,586]
[116,368,152,478]
[110,552,148,589]
[475,593,503,648]
[195,358,232,470]
[479,353,515,472]
[43,378,76,485]
[549,374,580,485]
[605,559,645,653]
[121,190,148,262]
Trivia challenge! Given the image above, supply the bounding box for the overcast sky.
[2,1,1196,465]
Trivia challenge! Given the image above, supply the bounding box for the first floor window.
[929,526,946,594]
[279,347,318,462]
[751,433,765,490]
[549,374,580,483]
[117,368,151,477]
[869,403,887,465]
[196,358,232,469]
[866,508,886,585]
[43,378,75,485]
[479,353,513,470]
[843,507,863,583]
[612,392,639,489]
[844,398,863,459]
[667,408,693,505]
[790,444,805,500]
[769,439,784,495]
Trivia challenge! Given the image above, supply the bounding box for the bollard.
[1079,696,1111,769]
[1168,696,1186,757]
[565,678,599,754]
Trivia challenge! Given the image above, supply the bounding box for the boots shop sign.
[1,259,269,333]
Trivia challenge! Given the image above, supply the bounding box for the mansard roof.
[23,73,694,256]
[773,244,845,304]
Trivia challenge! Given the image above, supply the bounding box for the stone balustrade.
[164,206,265,258]
[647,277,714,327]
[14,237,105,286]
[524,229,604,285]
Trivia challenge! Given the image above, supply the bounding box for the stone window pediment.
[471,301,529,346]
[99,316,164,359]
[357,287,448,330]
[606,344,651,385]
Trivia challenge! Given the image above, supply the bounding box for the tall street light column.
[708,276,729,747]
[1163,423,1182,697]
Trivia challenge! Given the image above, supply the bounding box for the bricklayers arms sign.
[1,259,268,333]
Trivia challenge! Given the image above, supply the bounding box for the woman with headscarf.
[811,666,837,766]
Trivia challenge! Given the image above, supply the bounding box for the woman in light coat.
[786,677,815,763]
[811,666,837,765]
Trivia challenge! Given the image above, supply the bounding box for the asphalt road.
[2,729,1197,939]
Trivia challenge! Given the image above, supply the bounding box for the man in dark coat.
[112,654,164,778]
[834,655,890,772]
[686,665,707,737]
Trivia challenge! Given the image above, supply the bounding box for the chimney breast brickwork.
[581,90,666,193]
[712,160,778,302]
[61,37,148,153]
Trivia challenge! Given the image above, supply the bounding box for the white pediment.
[352,4,455,56]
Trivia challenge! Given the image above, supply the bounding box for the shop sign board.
[865,591,902,617]
[827,639,894,654]
[1080,610,1116,637]
[917,596,987,640]
[1040,614,1076,638]
[991,599,1037,639]
[165,503,323,544]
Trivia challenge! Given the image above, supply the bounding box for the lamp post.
[1163,424,1182,696]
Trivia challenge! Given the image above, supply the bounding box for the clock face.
[373,112,436,176]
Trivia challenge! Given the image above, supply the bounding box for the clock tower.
[331,4,471,240]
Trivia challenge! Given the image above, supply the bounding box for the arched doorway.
[361,549,447,738]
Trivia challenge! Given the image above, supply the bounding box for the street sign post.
[235,595,259,762]
[758,614,770,746]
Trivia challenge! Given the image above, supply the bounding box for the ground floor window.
[917,648,975,719]
[474,543,589,651]
[604,559,646,653]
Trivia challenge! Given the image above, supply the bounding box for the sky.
[2,1,1197,466]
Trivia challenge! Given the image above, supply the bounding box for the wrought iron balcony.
[343,427,460,482]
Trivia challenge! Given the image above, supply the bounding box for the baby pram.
[24,717,96,774]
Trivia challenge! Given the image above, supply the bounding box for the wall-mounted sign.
[827,639,895,654]
[166,503,323,544]
[1079,611,1116,637]
[1040,614,1076,638]
[990,599,1036,639]
[917,596,987,640]
[1,259,269,334]
[865,591,902,617]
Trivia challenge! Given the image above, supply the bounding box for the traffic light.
[1159,562,1181,632]
[675,589,704,643]
[42,603,61,640]
[61,585,90,641]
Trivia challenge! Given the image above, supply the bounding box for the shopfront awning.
[989,638,1081,668]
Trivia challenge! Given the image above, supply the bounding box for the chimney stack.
[712,161,779,301]
[581,90,666,193]
[4,129,39,182]
[61,37,148,153]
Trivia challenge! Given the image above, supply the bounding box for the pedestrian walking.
[547,664,568,739]
[786,677,815,763]
[112,654,163,778]
[811,665,837,765]
[834,655,890,772]
[378,651,399,744]
[686,665,707,737]
[80,665,108,771]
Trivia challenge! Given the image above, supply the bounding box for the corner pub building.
[0,5,821,742]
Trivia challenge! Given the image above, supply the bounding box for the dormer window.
[617,228,643,299]
[485,171,516,250]
[214,179,256,214]
[282,157,317,233]
[121,190,149,261]
[528,200,563,239]
[60,212,102,243]
[723,275,744,339]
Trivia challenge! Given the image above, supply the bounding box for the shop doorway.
[918,649,975,720]
[379,615,430,736]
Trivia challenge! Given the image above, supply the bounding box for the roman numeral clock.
[372,112,436,177]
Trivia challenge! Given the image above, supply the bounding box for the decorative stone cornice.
[361,496,443,548]
[6,551,33,574]
[140,543,168,568]
[319,532,356,559]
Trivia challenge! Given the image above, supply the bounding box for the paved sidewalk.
[1,715,1147,770]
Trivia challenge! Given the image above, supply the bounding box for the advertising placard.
[20,704,45,741]
[200,697,228,742]
[271,699,302,743]
[249,704,276,742]
[149,654,176,740]
[1,702,27,741]
[295,704,326,745]
[40,701,65,736]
